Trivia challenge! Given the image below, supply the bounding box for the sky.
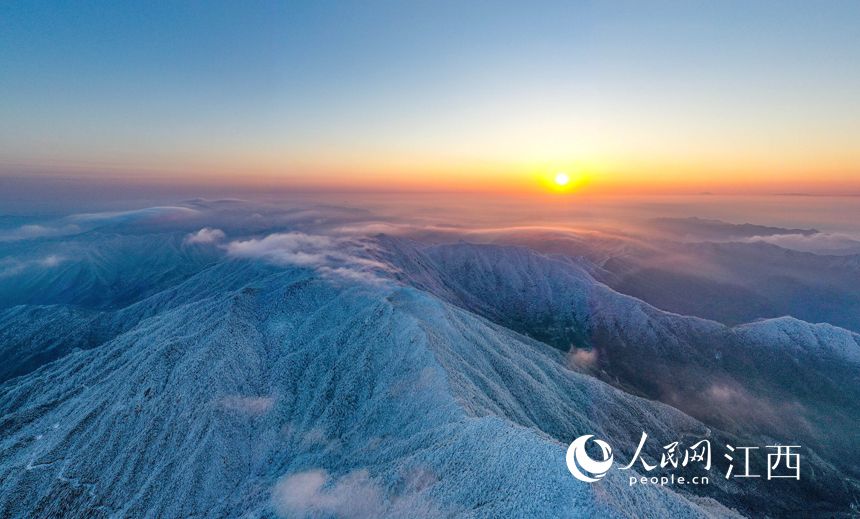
[1,0,859,195]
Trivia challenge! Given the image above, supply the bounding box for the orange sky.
[2,2,859,196]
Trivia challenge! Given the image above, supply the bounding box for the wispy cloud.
[0,255,66,278]
[1,205,205,242]
[741,232,860,255]
[0,223,81,242]
[225,232,394,283]
[68,206,199,224]
[37,254,64,267]
[271,468,441,519]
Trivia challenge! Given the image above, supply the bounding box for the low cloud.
[567,347,599,370]
[0,223,81,242]
[226,232,394,283]
[0,261,25,279]
[691,381,811,435]
[742,232,860,255]
[1,205,204,242]
[227,232,338,266]
[0,255,66,278]
[69,206,199,224]
[185,227,226,245]
[37,254,64,267]
[271,468,441,519]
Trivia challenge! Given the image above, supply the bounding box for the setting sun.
[538,169,588,193]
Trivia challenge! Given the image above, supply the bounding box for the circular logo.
[566,435,614,482]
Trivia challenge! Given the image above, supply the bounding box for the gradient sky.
[1,0,859,194]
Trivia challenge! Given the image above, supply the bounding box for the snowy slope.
[2,213,858,517]
[387,240,860,508]
[0,267,733,518]
[0,231,219,310]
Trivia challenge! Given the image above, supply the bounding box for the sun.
[537,168,588,193]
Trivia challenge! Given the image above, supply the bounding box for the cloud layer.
[742,232,860,255]
[185,227,226,245]
[226,232,393,283]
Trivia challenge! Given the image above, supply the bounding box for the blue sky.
[1,1,858,192]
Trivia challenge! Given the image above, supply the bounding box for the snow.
[1,204,857,517]
[0,264,722,518]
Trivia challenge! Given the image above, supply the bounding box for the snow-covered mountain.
[385,240,860,510]
[1,263,737,518]
[1,203,858,517]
